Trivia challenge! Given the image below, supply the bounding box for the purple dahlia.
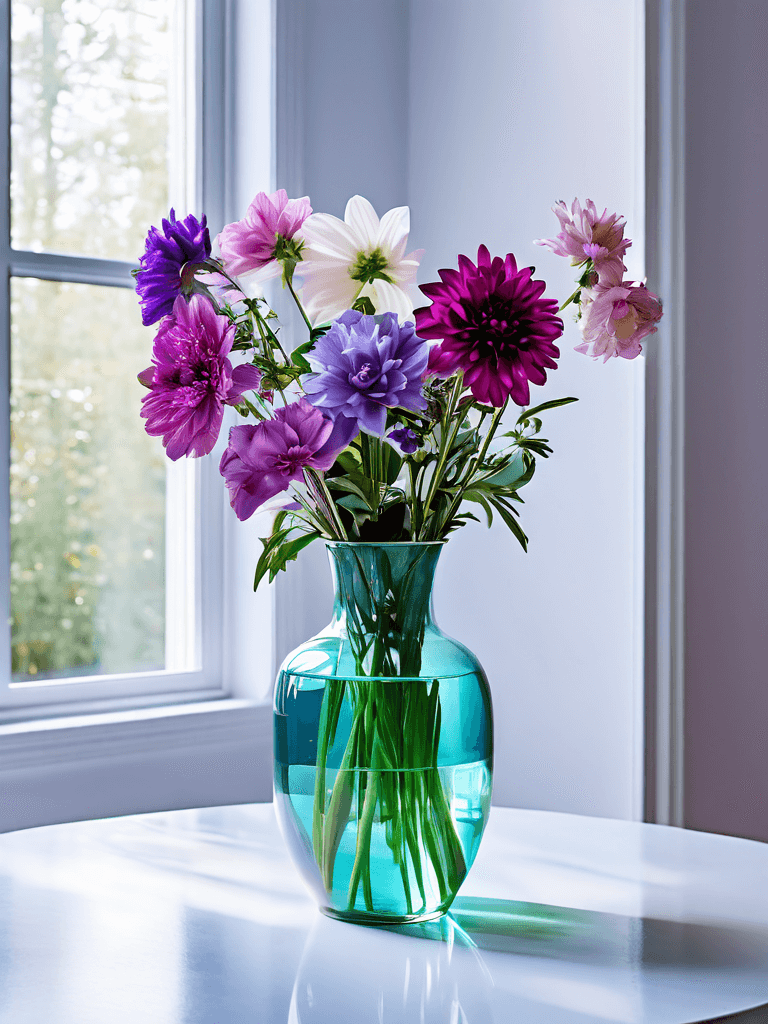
[302,309,429,437]
[219,399,353,521]
[139,294,261,460]
[414,246,564,408]
[136,209,211,326]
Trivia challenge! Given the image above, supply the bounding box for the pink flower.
[217,189,312,279]
[139,295,261,460]
[219,399,355,521]
[535,199,631,273]
[576,269,663,361]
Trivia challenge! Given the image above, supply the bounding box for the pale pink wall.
[684,1,768,842]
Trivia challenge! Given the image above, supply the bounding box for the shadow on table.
[395,896,768,971]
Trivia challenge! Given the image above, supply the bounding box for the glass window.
[1,0,222,711]
[10,0,173,262]
[10,278,166,681]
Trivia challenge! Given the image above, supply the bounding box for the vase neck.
[326,543,442,676]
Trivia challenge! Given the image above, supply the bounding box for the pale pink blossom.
[217,189,311,280]
[535,198,631,274]
[576,271,663,361]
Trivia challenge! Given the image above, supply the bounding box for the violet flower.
[139,294,261,460]
[414,246,563,408]
[387,426,422,454]
[136,210,211,325]
[534,199,630,275]
[219,398,354,521]
[577,269,663,361]
[302,309,429,436]
[217,189,312,280]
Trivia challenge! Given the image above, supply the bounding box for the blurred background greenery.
[9,0,173,680]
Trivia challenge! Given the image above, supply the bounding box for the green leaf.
[290,338,315,373]
[326,477,371,503]
[351,295,376,315]
[334,449,363,474]
[463,490,495,528]
[336,494,370,511]
[484,450,526,487]
[517,396,578,424]
[382,445,403,485]
[488,496,529,552]
[253,520,321,590]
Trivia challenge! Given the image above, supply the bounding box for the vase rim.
[325,540,445,547]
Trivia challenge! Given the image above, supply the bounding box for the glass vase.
[273,542,493,925]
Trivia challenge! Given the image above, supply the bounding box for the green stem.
[347,768,380,910]
[434,404,506,537]
[416,375,467,537]
[284,271,314,336]
[559,285,581,312]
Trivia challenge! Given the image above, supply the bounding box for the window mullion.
[9,252,135,289]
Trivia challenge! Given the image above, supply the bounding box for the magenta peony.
[219,399,354,521]
[414,246,563,407]
[577,269,663,361]
[217,189,312,279]
[535,198,630,274]
[139,294,261,460]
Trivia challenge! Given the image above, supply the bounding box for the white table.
[0,804,767,1023]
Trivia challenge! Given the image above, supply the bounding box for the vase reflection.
[287,911,494,1024]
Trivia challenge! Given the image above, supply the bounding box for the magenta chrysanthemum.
[139,294,261,460]
[414,246,563,407]
[217,189,311,279]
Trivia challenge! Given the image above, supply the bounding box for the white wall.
[407,0,645,818]
[277,0,646,820]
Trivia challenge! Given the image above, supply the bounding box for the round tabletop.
[0,803,766,1023]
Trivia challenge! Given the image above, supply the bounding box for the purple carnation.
[136,209,211,326]
[302,309,429,437]
[414,246,563,408]
[219,399,355,521]
[139,294,261,460]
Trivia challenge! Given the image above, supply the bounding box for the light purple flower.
[219,398,354,521]
[302,309,429,436]
[139,294,261,460]
[576,268,663,361]
[535,199,630,274]
[217,189,312,279]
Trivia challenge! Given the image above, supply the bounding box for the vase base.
[319,905,447,927]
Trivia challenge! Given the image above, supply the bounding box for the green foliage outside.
[9,0,172,679]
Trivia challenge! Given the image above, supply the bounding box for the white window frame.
[0,0,245,718]
[0,0,277,832]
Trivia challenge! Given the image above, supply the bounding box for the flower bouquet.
[135,192,662,923]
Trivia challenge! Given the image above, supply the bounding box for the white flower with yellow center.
[296,195,423,325]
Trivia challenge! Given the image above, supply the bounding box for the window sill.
[0,698,272,833]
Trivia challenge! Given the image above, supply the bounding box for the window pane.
[10,279,165,681]
[11,0,173,261]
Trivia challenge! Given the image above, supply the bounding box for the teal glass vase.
[273,542,493,925]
